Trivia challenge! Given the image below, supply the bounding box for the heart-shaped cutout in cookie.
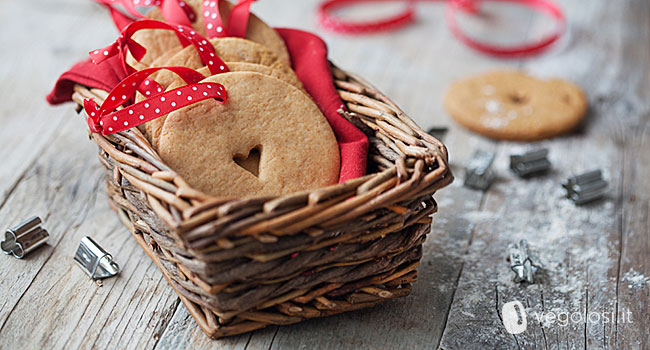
[233,145,262,178]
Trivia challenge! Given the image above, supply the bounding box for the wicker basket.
[70,63,452,338]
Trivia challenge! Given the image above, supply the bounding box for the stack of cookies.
[129,0,341,198]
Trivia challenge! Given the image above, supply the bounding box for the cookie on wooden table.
[444,71,588,141]
[127,0,290,67]
[157,72,340,198]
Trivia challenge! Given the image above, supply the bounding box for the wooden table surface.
[0,0,648,349]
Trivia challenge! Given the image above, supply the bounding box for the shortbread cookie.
[127,0,290,66]
[444,71,587,141]
[150,37,285,92]
[157,72,340,198]
[144,62,304,146]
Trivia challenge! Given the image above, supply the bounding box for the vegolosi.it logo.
[501,301,527,334]
[501,299,634,334]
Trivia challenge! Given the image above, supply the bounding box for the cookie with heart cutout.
[444,70,588,141]
[157,71,340,198]
[126,0,290,67]
[142,62,304,146]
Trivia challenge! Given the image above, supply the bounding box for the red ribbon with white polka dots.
[89,19,229,97]
[84,66,226,134]
[200,0,254,38]
[89,20,228,75]
[319,0,566,57]
[94,0,255,39]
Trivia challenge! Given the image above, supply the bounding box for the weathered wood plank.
[440,1,650,349]
[0,114,181,349]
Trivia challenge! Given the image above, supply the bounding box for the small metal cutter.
[464,150,496,191]
[74,236,119,280]
[1,216,49,259]
[426,126,449,142]
[508,239,542,284]
[510,149,551,177]
[563,170,608,205]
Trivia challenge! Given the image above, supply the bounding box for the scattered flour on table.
[622,269,650,289]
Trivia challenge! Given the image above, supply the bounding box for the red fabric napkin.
[47,28,368,182]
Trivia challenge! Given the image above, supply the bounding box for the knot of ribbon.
[84,66,226,135]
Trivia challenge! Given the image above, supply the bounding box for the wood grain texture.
[0,0,647,349]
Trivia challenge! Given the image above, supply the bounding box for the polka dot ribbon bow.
[89,19,229,96]
[94,0,255,39]
[83,66,226,135]
[319,0,566,57]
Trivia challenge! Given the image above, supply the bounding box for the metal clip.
[510,149,551,177]
[563,170,608,205]
[74,237,119,280]
[464,150,495,191]
[508,239,541,284]
[426,126,449,142]
[1,216,49,259]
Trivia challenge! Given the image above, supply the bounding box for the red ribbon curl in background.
[319,0,566,57]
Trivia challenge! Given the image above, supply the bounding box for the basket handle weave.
[84,66,226,135]
[94,0,256,39]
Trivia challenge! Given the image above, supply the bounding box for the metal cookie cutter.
[426,126,449,142]
[464,150,496,191]
[1,216,49,259]
[74,237,119,280]
[563,170,608,205]
[510,149,551,177]
[508,239,542,284]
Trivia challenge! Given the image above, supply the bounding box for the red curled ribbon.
[319,0,566,57]
[88,19,229,96]
[84,66,226,134]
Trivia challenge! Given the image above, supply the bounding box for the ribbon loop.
[227,0,255,37]
[319,0,566,58]
[89,19,230,96]
[84,66,226,134]
[319,0,416,34]
[202,0,230,38]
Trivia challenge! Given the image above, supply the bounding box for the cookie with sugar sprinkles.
[126,0,290,67]
[444,71,587,141]
[157,71,340,198]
